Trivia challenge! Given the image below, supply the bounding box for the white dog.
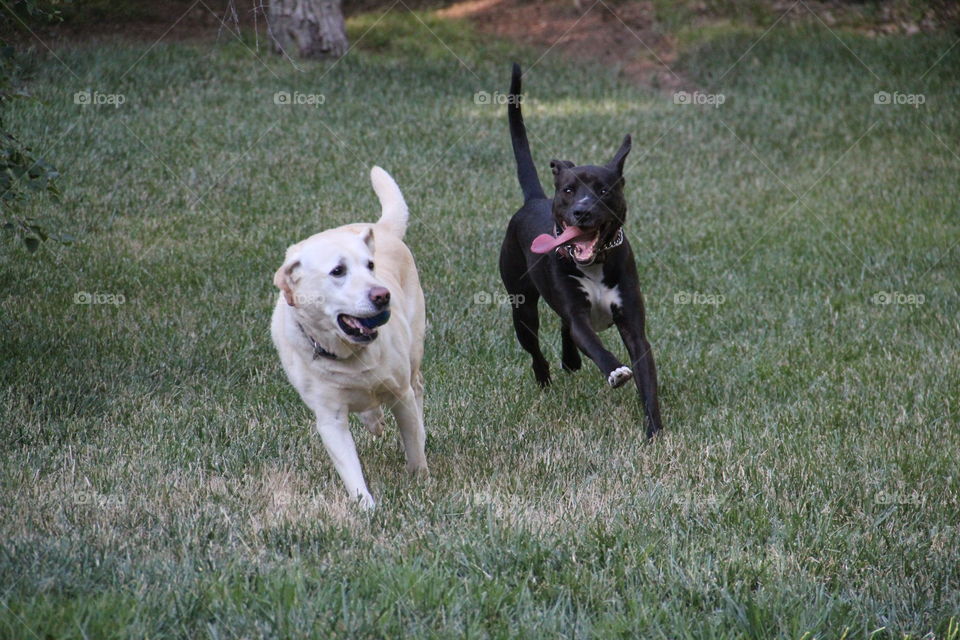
[271,167,427,509]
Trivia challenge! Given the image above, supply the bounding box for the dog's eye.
[599,188,608,195]
[367,261,375,271]
[563,187,574,194]
[330,265,346,277]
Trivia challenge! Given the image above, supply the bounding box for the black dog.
[498,63,663,438]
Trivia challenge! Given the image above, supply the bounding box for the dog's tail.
[370,166,409,239]
[509,63,546,203]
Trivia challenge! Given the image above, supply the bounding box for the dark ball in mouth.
[337,310,391,342]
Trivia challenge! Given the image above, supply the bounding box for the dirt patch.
[434,0,958,89]
[437,0,685,90]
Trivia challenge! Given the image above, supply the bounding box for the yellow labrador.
[271,167,426,509]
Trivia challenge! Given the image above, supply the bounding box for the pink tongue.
[531,225,586,254]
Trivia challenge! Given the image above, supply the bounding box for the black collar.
[297,322,338,360]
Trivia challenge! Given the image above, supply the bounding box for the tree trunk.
[268,0,348,60]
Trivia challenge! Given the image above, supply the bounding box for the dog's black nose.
[570,205,592,223]
[369,287,391,309]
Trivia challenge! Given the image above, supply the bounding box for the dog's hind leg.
[390,387,428,478]
[412,369,425,423]
[561,323,582,372]
[394,371,426,455]
[510,294,551,387]
[500,230,550,387]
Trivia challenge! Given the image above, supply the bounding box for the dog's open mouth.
[337,310,391,343]
[530,224,601,264]
[564,226,601,264]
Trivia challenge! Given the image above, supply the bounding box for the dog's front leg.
[314,407,375,509]
[614,303,663,438]
[389,387,428,477]
[566,313,633,388]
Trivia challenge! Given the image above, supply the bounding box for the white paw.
[608,366,633,388]
[356,492,376,510]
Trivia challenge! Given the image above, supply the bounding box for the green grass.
[2,8,959,639]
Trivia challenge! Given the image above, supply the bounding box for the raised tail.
[509,63,546,203]
[370,166,409,239]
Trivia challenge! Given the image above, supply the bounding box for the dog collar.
[553,225,625,265]
[297,322,338,360]
[601,227,625,252]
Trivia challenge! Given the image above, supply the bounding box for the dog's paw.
[561,353,582,372]
[359,408,385,436]
[607,366,633,388]
[406,463,429,480]
[533,360,551,388]
[356,492,376,511]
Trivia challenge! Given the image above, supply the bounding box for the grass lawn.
[1,7,959,639]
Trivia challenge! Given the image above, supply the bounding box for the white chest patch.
[570,265,621,331]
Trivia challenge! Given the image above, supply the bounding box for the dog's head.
[549,135,631,265]
[274,226,391,345]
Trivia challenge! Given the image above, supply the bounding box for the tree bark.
[269,0,348,60]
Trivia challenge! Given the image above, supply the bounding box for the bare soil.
[436,0,685,89]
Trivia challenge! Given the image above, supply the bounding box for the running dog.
[272,167,427,508]
[498,63,663,438]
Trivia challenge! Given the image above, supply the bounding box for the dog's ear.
[274,259,301,307]
[550,159,575,177]
[608,135,632,175]
[360,227,375,253]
